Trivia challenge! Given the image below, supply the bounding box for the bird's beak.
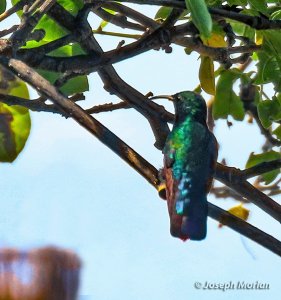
[149,95,174,101]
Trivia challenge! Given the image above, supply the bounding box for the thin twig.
[93,29,141,39]
[0,93,66,115]
[210,185,245,202]
[0,0,29,22]
[94,7,145,31]
[99,1,159,29]
[86,101,130,114]
[0,25,19,38]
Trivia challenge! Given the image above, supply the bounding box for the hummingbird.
[156,91,218,241]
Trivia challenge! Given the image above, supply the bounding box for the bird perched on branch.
[155,91,218,241]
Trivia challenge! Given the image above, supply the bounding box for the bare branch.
[98,2,159,29]
[215,164,281,223]
[93,7,146,31]
[210,185,245,202]
[0,25,19,38]
[103,0,281,30]
[242,159,281,179]
[208,203,281,257]
[0,0,29,22]
[86,101,130,114]
[209,7,281,30]
[0,93,66,115]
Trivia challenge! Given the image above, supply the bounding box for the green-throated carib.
[158,91,218,241]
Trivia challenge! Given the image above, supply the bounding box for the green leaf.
[23,43,88,96]
[206,0,223,6]
[35,16,68,42]
[271,10,281,20]
[11,0,83,41]
[230,21,255,41]
[99,20,109,30]
[185,0,212,38]
[38,70,89,96]
[0,74,31,163]
[273,125,281,140]
[56,0,83,16]
[98,8,117,30]
[155,7,173,20]
[260,31,281,92]
[262,30,281,57]
[199,56,215,95]
[37,44,89,95]
[213,70,245,120]
[246,151,281,184]
[0,0,6,14]
[248,0,268,15]
[227,0,247,5]
[48,43,85,56]
[257,99,281,129]
[255,51,281,92]
[61,76,89,95]
[12,0,83,17]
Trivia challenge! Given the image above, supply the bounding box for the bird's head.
[151,91,207,124]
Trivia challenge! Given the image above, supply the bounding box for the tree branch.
[209,7,281,30]
[0,57,159,186]
[0,93,69,116]
[106,0,281,29]
[208,203,281,256]
[98,1,159,29]
[215,164,281,223]
[93,7,146,31]
[17,21,259,74]
[48,3,171,149]
[0,25,19,38]
[242,159,281,179]
[1,56,281,256]
[0,0,29,22]
[2,0,281,256]
[86,101,130,114]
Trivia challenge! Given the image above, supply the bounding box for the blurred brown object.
[0,246,81,300]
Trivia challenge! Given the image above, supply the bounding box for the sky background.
[0,2,281,300]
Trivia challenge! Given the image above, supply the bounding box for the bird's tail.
[180,195,208,241]
[169,193,208,241]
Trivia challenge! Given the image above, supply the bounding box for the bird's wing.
[163,122,214,240]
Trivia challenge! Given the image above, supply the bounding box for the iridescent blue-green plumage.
[162,91,217,241]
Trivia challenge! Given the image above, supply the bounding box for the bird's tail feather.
[179,195,208,241]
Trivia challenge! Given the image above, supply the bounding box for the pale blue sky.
[0,3,281,300]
